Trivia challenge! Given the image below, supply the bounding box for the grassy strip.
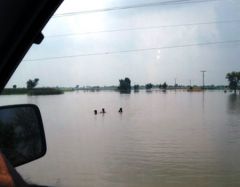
[28,88,63,95]
[1,88,28,95]
[1,88,63,95]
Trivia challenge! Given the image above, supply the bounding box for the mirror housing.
[0,104,46,167]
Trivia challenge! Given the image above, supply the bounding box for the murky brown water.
[1,90,240,187]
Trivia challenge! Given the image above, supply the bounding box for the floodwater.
[1,90,240,187]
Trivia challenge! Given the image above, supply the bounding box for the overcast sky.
[6,0,240,87]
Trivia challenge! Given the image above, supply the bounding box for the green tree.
[26,78,39,89]
[226,72,240,93]
[145,83,153,90]
[118,77,131,93]
[162,82,168,90]
[12,85,17,89]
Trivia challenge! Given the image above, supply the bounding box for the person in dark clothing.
[119,108,123,113]
[100,108,106,114]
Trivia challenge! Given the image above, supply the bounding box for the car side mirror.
[0,104,46,167]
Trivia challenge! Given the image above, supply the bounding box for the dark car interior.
[0,1,64,186]
[0,0,63,91]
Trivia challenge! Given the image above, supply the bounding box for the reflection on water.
[228,94,240,113]
[0,91,240,187]
[202,92,205,113]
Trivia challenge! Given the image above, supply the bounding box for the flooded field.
[1,90,240,187]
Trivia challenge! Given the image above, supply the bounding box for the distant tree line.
[117,77,169,93]
[10,74,236,95]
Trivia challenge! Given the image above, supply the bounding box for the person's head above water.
[119,108,123,113]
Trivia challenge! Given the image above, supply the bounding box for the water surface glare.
[1,90,240,187]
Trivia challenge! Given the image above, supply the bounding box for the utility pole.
[200,70,206,90]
